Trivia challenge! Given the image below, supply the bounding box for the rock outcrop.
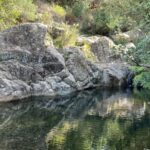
[76,35,119,63]
[0,23,129,102]
[111,29,145,44]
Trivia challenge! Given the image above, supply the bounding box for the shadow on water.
[0,88,150,150]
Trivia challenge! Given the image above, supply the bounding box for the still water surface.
[0,89,150,150]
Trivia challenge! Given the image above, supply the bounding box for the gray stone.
[0,23,67,101]
[111,29,145,44]
[101,63,129,87]
[0,23,129,102]
[76,35,120,63]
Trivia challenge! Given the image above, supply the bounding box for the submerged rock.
[0,23,129,102]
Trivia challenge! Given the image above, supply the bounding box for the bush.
[134,72,150,90]
[51,4,66,17]
[80,9,122,35]
[72,0,90,18]
[0,0,37,31]
[53,23,79,48]
[16,0,37,21]
[127,35,150,90]
[38,12,53,28]
[70,0,138,35]
[131,0,150,31]
[92,9,111,35]
[81,42,97,62]
[72,2,84,18]
[126,35,150,65]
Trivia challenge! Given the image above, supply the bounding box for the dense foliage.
[128,35,150,89]
[71,0,136,35]
[0,0,37,30]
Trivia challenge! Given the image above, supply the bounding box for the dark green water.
[0,89,150,150]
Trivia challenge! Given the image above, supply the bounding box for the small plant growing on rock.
[81,42,97,62]
[53,23,79,48]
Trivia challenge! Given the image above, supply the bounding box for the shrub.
[81,42,97,62]
[16,0,37,21]
[70,0,138,35]
[38,12,53,28]
[127,35,150,90]
[53,23,79,48]
[51,4,66,17]
[126,34,150,65]
[0,0,37,31]
[134,72,150,90]
[72,2,84,17]
[92,9,110,35]
[132,0,150,31]
[135,35,150,64]
[72,0,90,18]
[0,0,19,30]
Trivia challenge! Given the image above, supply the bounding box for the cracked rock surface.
[0,23,129,101]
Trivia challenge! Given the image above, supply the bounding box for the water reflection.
[0,89,150,150]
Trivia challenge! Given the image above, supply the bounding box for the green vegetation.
[51,4,66,17]
[0,0,150,89]
[81,42,97,62]
[70,0,137,35]
[0,0,37,31]
[134,72,150,89]
[53,23,79,48]
[127,34,150,89]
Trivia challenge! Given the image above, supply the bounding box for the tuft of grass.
[81,42,97,62]
[35,1,54,33]
[0,0,37,31]
[44,32,53,47]
[54,23,79,48]
[51,4,66,17]
[16,0,37,21]
[38,12,53,28]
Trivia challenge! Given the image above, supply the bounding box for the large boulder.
[0,23,69,101]
[0,23,129,102]
[76,35,121,63]
[58,47,104,90]
[101,63,129,87]
[111,29,145,44]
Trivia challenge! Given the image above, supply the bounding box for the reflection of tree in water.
[46,90,150,150]
[47,114,150,150]
[0,89,150,150]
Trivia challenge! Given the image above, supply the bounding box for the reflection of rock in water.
[0,89,149,150]
[126,72,134,88]
[87,92,146,119]
[46,89,150,150]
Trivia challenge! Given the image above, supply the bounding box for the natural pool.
[0,88,150,150]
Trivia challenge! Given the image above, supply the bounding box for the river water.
[0,88,150,150]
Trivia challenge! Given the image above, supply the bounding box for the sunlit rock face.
[111,29,145,44]
[0,23,129,101]
[76,35,119,63]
